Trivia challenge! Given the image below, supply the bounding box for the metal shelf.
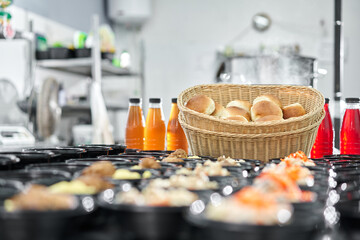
[37,58,136,77]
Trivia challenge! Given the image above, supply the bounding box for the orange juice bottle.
[167,98,188,153]
[125,98,145,150]
[144,98,166,150]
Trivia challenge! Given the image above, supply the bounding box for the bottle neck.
[345,102,360,110]
[169,103,179,119]
[129,102,142,107]
[149,102,162,108]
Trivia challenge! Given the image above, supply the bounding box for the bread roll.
[251,101,283,121]
[222,106,251,121]
[186,95,215,115]
[255,115,284,122]
[253,95,282,108]
[226,100,252,113]
[282,103,306,119]
[225,116,249,122]
[211,102,225,117]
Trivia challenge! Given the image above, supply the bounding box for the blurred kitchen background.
[0,0,359,146]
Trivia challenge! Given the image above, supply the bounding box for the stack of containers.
[177,84,325,162]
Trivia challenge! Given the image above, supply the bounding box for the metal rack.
[37,58,137,77]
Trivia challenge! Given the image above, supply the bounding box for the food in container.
[116,187,198,207]
[112,169,152,180]
[216,156,245,166]
[282,103,306,119]
[282,151,316,167]
[81,161,116,177]
[148,175,218,190]
[4,185,76,212]
[137,157,161,169]
[186,94,215,115]
[206,186,293,225]
[49,180,98,195]
[211,102,226,117]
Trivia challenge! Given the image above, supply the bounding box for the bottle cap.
[325,98,329,104]
[149,98,161,103]
[345,98,360,103]
[129,98,141,104]
[172,98,177,103]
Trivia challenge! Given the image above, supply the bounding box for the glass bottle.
[166,98,188,153]
[340,98,360,155]
[144,98,166,150]
[311,98,334,158]
[125,98,145,150]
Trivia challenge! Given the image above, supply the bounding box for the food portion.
[223,106,251,122]
[226,100,252,113]
[202,150,318,225]
[81,161,116,177]
[281,150,316,167]
[49,179,98,195]
[162,156,184,163]
[138,157,161,169]
[148,175,218,190]
[175,161,230,177]
[206,186,292,225]
[185,94,215,115]
[168,149,188,158]
[185,94,306,122]
[116,187,198,207]
[216,156,245,166]
[112,169,152,180]
[253,172,313,202]
[4,185,76,212]
[194,161,230,176]
[282,103,306,119]
[251,95,283,121]
[211,102,226,117]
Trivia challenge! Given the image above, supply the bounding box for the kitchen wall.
[139,0,360,120]
[13,0,108,32]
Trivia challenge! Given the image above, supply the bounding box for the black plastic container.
[186,208,321,240]
[0,179,23,202]
[0,155,20,171]
[25,163,89,177]
[35,50,49,60]
[48,47,71,59]
[0,151,58,169]
[0,196,95,240]
[81,144,126,155]
[66,158,132,165]
[97,189,192,240]
[70,146,112,158]
[337,200,360,232]
[0,169,71,186]
[74,48,91,58]
[125,148,141,153]
[24,148,86,162]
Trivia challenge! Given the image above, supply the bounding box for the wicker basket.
[178,84,324,134]
[179,109,325,162]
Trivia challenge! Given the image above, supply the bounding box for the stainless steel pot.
[217,54,318,87]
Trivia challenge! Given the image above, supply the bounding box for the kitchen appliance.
[216,54,318,87]
[0,126,35,146]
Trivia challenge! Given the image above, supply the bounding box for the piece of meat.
[77,175,114,191]
[81,161,116,177]
[7,185,75,211]
[139,157,161,169]
[168,149,187,158]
